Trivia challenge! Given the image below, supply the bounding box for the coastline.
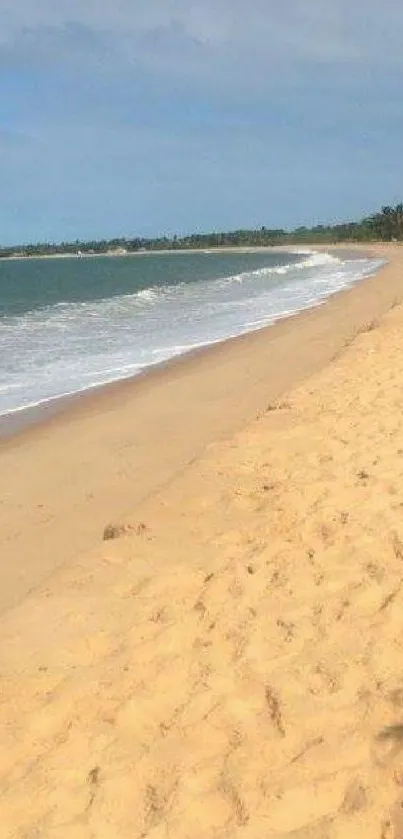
[2,243,403,835]
[0,245,305,261]
[0,243,399,613]
[0,244,381,440]
[0,242,378,261]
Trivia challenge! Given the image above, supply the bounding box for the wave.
[0,250,385,418]
[31,251,338,313]
[216,250,341,288]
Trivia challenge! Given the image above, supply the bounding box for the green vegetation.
[1,203,403,258]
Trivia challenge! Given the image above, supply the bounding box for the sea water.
[0,249,384,418]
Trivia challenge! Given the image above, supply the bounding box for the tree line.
[1,203,403,258]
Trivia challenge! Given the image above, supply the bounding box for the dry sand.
[2,244,403,836]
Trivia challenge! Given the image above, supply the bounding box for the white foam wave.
[216,250,340,287]
[0,251,385,418]
[136,288,159,302]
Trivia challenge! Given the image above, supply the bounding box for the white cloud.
[1,0,403,81]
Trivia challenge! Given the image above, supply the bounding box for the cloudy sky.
[1,1,402,244]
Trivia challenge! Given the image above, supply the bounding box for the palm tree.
[395,204,403,240]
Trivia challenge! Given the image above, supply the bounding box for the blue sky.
[1,0,403,244]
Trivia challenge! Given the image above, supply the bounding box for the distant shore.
[1,245,300,261]
[0,242,384,261]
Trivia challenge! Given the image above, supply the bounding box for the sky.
[1,1,403,244]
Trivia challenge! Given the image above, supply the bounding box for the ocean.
[0,249,384,419]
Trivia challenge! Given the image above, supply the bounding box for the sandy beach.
[2,243,403,837]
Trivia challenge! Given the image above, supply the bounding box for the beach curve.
[1,244,403,836]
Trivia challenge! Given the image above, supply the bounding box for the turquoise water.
[0,249,383,416]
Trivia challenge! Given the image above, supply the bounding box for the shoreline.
[0,245,381,440]
[0,242,379,261]
[1,245,306,261]
[0,243,400,615]
[2,244,403,835]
